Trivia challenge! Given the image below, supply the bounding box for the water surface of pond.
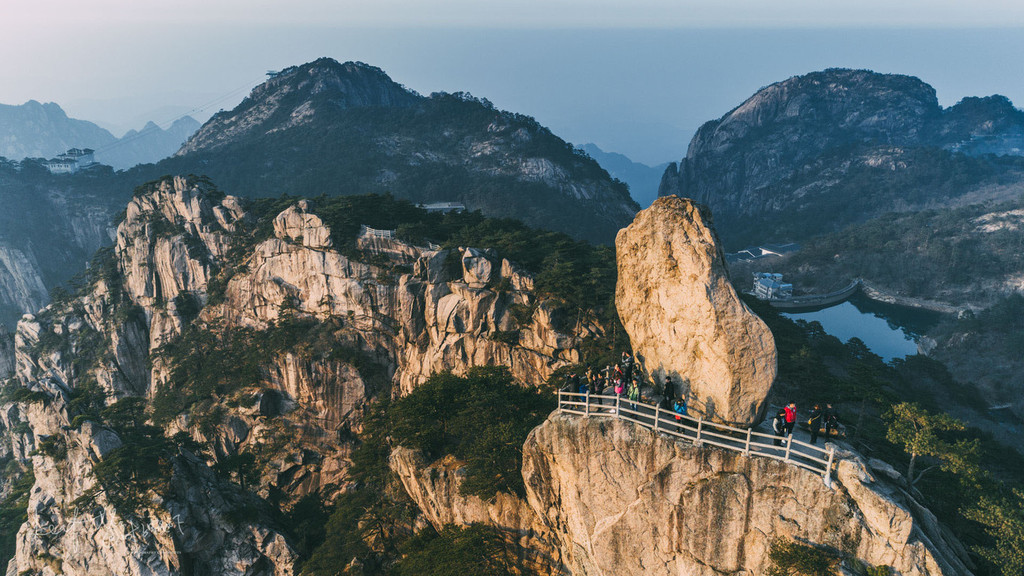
[782,294,945,362]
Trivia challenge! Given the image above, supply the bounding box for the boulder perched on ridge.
[614,195,776,426]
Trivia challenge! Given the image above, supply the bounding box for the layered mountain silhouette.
[659,68,1024,248]
[0,100,199,169]
[160,58,638,243]
[582,143,668,208]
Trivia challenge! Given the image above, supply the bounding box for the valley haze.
[1,3,1023,576]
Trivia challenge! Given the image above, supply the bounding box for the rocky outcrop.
[659,68,1024,247]
[389,447,566,574]
[0,324,14,378]
[522,414,972,576]
[177,59,422,156]
[0,166,123,329]
[615,196,776,426]
[2,175,589,573]
[10,413,296,576]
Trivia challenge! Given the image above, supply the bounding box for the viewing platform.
[557,391,837,484]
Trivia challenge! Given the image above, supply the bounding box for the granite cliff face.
[518,414,972,576]
[0,325,12,378]
[1,176,587,574]
[659,68,1024,247]
[386,413,972,576]
[615,196,776,426]
[385,199,965,576]
[0,166,120,329]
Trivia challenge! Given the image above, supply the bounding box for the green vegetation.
[157,86,635,244]
[392,524,524,576]
[766,539,838,576]
[966,489,1024,575]
[152,314,380,426]
[300,400,418,575]
[83,398,177,518]
[928,293,1024,409]
[301,369,549,575]
[715,144,1024,250]
[0,464,34,567]
[387,367,553,499]
[784,199,1024,301]
[884,402,980,486]
[745,296,1024,576]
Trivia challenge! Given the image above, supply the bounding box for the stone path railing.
[557,391,836,485]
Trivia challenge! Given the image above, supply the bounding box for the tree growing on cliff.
[883,402,980,487]
[765,539,837,576]
[965,489,1024,576]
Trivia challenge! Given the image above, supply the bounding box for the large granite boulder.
[615,195,776,426]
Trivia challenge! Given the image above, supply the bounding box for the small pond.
[782,294,946,362]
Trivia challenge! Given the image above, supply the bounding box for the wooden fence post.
[784,435,793,462]
[615,394,620,417]
[824,446,835,485]
[744,428,752,455]
[696,416,703,444]
[654,403,660,432]
[585,392,591,417]
[558,390,563,414]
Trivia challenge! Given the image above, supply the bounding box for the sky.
[4,1,1024,164]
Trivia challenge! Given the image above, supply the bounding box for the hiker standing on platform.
[808,404,823,445]
[784,403,797,436]
[627,380,640,411]
[772,409,787,446]
[673,398,688,433]
[824,404,839,439]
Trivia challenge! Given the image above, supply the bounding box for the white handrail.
[557,390,836,483]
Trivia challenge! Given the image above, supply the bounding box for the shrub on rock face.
[765,539,838,576]
[388,367,553,499]
[391,524,521,576]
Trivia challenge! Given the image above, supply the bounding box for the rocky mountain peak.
[615,195,776,426]
[176,58,422,155]
[659,68,1024,247]
[687,68,940,166]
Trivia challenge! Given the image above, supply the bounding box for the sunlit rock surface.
[615,195,776,426]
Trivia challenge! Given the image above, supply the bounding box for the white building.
[753,272,793,300]
[44,148,96,174]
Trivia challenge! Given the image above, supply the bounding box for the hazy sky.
[5,1,1024,163]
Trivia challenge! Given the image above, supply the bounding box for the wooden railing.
[557,391,836,485]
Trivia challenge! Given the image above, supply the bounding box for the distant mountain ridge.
[0,100,199,169]
[0,100,116,159]
[163,57,638,243]
[659,68,1024,248]
[582,143,668,207]
[105,116,200,168]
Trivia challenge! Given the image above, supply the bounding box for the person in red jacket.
[784,403,797,436]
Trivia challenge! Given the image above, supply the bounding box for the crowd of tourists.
[562,351,841,445]
[770,402,840,445]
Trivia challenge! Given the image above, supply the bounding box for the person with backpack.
[824,404,839,439]
[784,403,797,436]
[808,404,823,445]
[627,380,640,411]
[772,409,787,446]
[673,397,688,433]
